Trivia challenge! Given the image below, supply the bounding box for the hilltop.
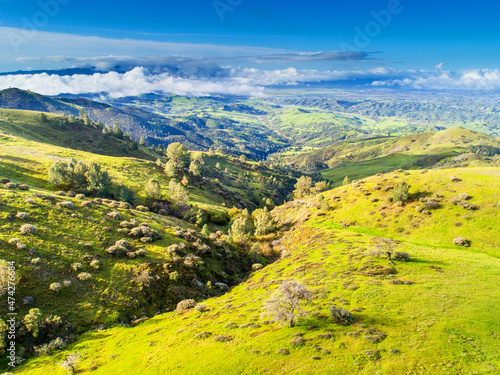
[12,167,500,374]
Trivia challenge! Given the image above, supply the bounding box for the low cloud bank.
[1,66,499,98]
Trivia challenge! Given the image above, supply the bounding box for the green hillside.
[275,127,500,185]
[12,167,500,374]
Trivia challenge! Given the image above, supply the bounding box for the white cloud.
[0,66,401,98]
[373,69,500,91]
[0,67,265,97]
[2,64,499,98]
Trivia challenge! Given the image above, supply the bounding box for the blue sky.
[1,0,499,70]
[1,0,500,96]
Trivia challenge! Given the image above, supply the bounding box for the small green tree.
[139,136,147,146]
[254,207,275,236]
[112,124,124,139]
[145,179,161,206]
[215,162,221,170]
[293,176,313,199]
[239,155,247,163]
[230,212,255,241]
[169,179,188,205]
[83,114,91,126]
[167,142,189,168]
[116,185,135,204]
[85,162,112,196]
[343,176,350,186]
[39,113,48,123]
[164,160,178,178]
[393,181,410,202]
[189,157,204,176]
[311,180,329,194]
[201,224,210,237]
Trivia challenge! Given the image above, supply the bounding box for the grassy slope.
[0,187,187,328]
[0,108,156,160]
[15,167,500,374]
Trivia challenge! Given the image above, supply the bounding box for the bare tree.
[264,280,312,327]
[375,237,396,265]
[58,353,81,374]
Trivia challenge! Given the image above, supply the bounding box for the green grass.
[321,154,423,186]
[13,167,500,374]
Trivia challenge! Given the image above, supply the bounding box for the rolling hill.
[10,167,500,374]
[274,127,500,185]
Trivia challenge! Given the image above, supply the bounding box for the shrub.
[71,263,82,271]
[393,251,411,262]
[176,299,196,312]
[16,242,27,250]
[7,238,19,246]
[136,249,147,257]
[20,224,38,235]
[194,331,211,339]
[75,194,85,200]
[81,200,93,208]
[5,182,18,189]
[115,239,129,248]
[34,337,66,356]
[214,335,233,342]
[128,226,161,240]
[423,198,439,210]
[77,272,92,281]
[135,205,149,212]
[183,254,202,268]
[50,283,62,292]
[458,193,470,200]
[329,305,353,325]
[57,201,75,209]
[450,175,461,182]
[63,280,72,287]
[18,184,30,191]
[106,245,127,257]
[195,303,207,312]
[90,259,100,269]
[16,212,29,220]
[107,211,121,220]
[252,263,263,271]
[118,201,132,209]
[290,337,306,346]
[453,237,469,246]
[392,181,410,202]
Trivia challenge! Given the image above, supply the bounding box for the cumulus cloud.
[2,65,499,98]
[0,67,265,98]
[0,66,401,98]
[373,69,500,91]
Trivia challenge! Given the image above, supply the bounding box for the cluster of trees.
[293,176,330,199]
[48,159,112,196]
[228,207,275,242]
